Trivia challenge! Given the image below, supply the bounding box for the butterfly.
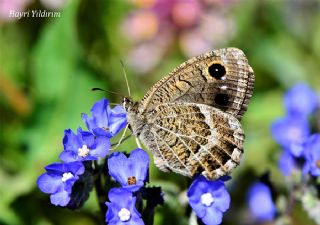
[123,48,254,180]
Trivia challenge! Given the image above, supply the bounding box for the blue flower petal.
[37,162,84,207]
[247,182,276,222]
[126,217,145,225]
[187,176,230,224]
[79,129,95,147]
[271,115,309,154]
[105,188,143,225]
[211,187,230,212]
[82,98,127,138]
[50,189,70,206]
[59,150,78,162]
[128,148,149,181]
[188,176,209,209]
[92,127,110,137]
[65,161,85,175]
[108,152,130,185]
[303,134,320,176]
[284,83,318,117]
[202,206,223,225]
[91,98,110,123]
[63,129,81,151]
[108,188,133,204]
[278,150,297,176]
[108,149,149,191]
[45,162,66,173]
[89,136,110,159]
[108,105,127,136]
[37,174,63,194]
[82,99,111,135]
[61,127,110,162]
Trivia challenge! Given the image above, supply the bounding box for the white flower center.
[118,208,131,222]
[201,192,214,206]
[61,172,74,182]
[78,145,90,157]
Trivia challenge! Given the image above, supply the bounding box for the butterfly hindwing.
[138,103,244,180]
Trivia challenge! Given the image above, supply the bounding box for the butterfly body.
[123,48,254,180]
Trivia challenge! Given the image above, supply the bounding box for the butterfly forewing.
[138,103,244,180]
[140,48,254,120]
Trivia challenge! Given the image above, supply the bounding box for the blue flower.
[37,162,85,207]
[303,134,320,176]
[187,175,230,225]
[105,188,144,225]
[278,150,298,176]
[108,148,149,192]
[59,128,110,162]
[271,115,310,157]
[82,98,127,138]
[247,182,276,222]
[284,83,318,118]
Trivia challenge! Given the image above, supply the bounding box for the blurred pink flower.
[122,10,159,42]
[171,0,201,28]
[0,0,30,21]
[127,31,173,73]
[40,0,68,10]
[123,0,237,73]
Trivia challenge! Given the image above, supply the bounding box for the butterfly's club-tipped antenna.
[91,88,125,98]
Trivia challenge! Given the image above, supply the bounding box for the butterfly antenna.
[120,60,131,97]
[111,124,130,150]
[92,88,125,98]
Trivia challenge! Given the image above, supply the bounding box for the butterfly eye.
[208,63,226,79]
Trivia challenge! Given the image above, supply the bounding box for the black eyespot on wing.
[208,63,226,79]
[214,93,229,106]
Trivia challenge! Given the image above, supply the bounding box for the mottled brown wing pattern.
[140,48,254,120]
[138,103,244,180]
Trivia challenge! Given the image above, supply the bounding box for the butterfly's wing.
[140,48,254,120]
[138,103,244,180]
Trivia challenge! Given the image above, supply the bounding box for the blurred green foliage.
[0,0,320,224]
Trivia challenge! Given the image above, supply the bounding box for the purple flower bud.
[247,182,276,222]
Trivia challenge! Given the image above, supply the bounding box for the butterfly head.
[122,97,145,136]
[122,97,138,113]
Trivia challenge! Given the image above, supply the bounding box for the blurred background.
[0,0,320,224]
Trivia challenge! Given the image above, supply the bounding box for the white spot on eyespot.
[118,208,131,221]
[221,76,226,80]
[61,172,74,182]
[221,85,227,90]
[201,192,214,206]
